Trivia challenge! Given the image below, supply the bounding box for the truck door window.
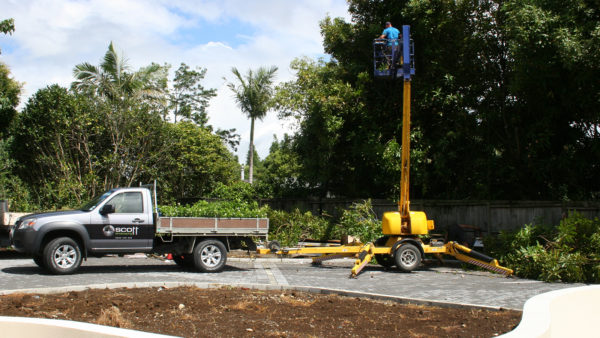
[105,192,143,213]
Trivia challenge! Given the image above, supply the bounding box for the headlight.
[18,218,36,229]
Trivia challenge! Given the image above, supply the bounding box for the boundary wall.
[265,198,600,233]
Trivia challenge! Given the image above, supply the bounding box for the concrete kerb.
[0,281,521,312]
[0,316,176,338]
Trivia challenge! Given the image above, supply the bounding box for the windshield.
[80,189,116,211]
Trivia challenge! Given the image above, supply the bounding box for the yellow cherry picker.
[258,25,512,278]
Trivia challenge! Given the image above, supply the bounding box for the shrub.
[267,209,331,247]
[206,181,260,203]
[333,199,382,243]
[485,212,600,283]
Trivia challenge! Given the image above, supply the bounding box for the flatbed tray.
[157,217,268,236]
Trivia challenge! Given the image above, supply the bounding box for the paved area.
[0,253,581,310]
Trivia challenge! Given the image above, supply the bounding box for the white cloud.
[0,0,351,162]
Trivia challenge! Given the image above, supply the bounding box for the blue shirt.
[382,26,400,45]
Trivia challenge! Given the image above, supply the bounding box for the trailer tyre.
[394,243,421,272]
[267,240,281,253]
[43,237,82,275]
[193,240,227,272]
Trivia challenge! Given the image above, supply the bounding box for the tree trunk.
[248,118,255,184]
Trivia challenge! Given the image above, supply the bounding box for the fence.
[263,198,600,234]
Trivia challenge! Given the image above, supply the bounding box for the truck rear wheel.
[193,239,227,272]
[394,243,421,272]
[43,237,82,275]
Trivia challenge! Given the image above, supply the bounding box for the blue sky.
[0,0,351,162]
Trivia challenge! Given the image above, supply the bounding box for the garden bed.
[0,286,521,337]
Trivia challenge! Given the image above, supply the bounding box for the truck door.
[89,191,154,252]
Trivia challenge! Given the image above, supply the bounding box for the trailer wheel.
[394,243,421,272]
[193,239,227,272]
[43,237,82,275]
[267,240,281,253]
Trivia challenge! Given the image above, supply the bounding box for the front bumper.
[10,227,38,255]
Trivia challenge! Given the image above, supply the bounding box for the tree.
[0,18,14,35]
[72,42,167,102]
[0,18,15,55]
[11,85,100,207]
[275,58,384,198]
[155,122,240,202]
[275,0,600,200]
[0,62,20,137]
[225,66,278,184]
[169,63,216,125]
[72,42,170,189]
[261,134,305,197]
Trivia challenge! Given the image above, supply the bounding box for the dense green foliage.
[2,1,599,219]
[267,208,332,247]
[169,63,216,125]
[0,63,20,136]
[3,43,239,210]
[268,199,381,246]
[485,212,600,282]
[270,0,600,200]
[0,18,14,35]
[259,135,306,198]
[157,123,239,203]
[159,200,269,218]
[159,184,381,248]
[336,200,382,243]
[0,18,14,55]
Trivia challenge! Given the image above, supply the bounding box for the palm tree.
[72,42,166,106]
[225,66,278,184]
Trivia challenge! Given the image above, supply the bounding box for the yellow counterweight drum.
[382,211,434,235]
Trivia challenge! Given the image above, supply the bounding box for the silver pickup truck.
[10,187,268,275]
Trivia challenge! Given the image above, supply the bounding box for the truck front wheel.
[193,239,227,273]
[43,237,82,275]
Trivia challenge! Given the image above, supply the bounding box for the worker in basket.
[379,21,402,68]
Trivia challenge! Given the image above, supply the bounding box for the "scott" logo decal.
[102,225,139,237]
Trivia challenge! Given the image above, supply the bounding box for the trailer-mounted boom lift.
[258,25,513,278]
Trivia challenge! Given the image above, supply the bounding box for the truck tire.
[394,243,421,272]
[43,237,82,275]
[193,239,227,272]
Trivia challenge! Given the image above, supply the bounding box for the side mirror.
[100,204,115,215]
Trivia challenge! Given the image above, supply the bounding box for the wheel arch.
[196,236,230,251]
[391,238,424,258]
[37,223,89,257]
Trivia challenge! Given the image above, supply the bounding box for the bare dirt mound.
[0,286,520,337]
